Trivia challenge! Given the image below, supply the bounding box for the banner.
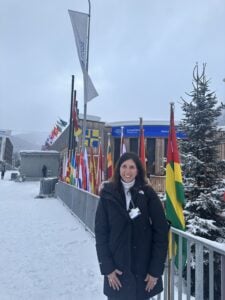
[68,9,98,102]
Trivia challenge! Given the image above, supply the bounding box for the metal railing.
[56,181,225,300]
[167,228,225,300]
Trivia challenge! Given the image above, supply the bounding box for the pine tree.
[179,63,225,299]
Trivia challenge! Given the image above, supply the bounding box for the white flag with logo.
[68,9,98,102]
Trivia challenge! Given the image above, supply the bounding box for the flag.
[107,133,113,179]
[78,151,87,190]
[58,118,67,127]
[72,96,82,136]
[62,153,68,180]
[139,118,146,169]
[96,141,104,194]
[70,151,77,185]
[120,126,126,156]
[54,126,60,137]
[68,9,98,102]
[77,152,83,189]
[89,147,96,194]
[65,151,71,184]
[56,124,62,132]
[84,147,91,192]
[166,103,186,268]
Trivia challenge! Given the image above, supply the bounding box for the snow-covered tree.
[179,63,225,298]
[180,63,225,240]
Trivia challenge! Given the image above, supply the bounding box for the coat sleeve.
[95,197,115,275]
[146,187,169,277]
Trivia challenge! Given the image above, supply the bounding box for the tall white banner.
[68,9,98,103]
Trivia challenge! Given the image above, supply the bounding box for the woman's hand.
[144,274,158,292]
[107,269,123,290]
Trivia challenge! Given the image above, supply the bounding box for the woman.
[95,152,168,300]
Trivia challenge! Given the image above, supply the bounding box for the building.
[106,120,186,176]
[0,130,13,166]
[47,115,105,179]
[48,118,183,191]
[20,150,60,179]
[47,117,225,192]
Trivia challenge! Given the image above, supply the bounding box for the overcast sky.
[1,0,225,134]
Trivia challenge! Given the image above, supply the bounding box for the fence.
[56,181,225,300]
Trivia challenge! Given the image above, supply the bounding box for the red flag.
[139,118,146,169]
[80,151,87,190]
[53,126,59,136]
[96,141,104,194]
[107,133,113,179]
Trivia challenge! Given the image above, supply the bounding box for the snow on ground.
[0,171,105,300]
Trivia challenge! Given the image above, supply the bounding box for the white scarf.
[121,179,135,210]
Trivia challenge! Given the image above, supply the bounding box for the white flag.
[84,147,91,192]
[68,9,98,102]
[120,127,126,156]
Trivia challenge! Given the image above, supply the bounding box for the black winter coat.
[95,182,169,300]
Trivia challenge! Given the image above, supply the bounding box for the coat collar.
[101,183,129,218]
[100,182,146,219]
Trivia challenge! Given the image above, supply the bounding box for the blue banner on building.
[111,125,186,139]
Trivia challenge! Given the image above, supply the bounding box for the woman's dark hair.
[111,152,147,188]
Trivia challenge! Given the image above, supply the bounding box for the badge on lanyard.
[129,207,141,219]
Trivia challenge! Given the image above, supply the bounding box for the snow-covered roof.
[20,150,59,155]
[79,114,102,122]
[0,129,12,137]
[105,120,172,126]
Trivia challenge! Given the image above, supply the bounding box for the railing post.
[209,249,214,300]
[222,255,225,300]
[186,240,191,300]
[195,243,204,300]
[164,259,168,300]
[178,235,183,300]
[170,233,175,300]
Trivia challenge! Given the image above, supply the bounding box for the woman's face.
[120,159,138,183]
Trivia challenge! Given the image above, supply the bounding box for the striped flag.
[166,103,186,268]
[70,152,75,184]
[89,147,96,194]
[107,133,113,179]
[77,152,83,189]
[139,117,146,169]
[65,151,71,184]
[70,151,77,185]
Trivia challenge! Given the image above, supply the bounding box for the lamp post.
[82,0,91,152]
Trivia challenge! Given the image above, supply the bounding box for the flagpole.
[120,126,124,156]
[68,75,75,155]
[82,0,91,152]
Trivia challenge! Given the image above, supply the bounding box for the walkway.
[0,172,104,300]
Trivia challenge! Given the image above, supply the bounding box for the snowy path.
[0,172,105,300]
